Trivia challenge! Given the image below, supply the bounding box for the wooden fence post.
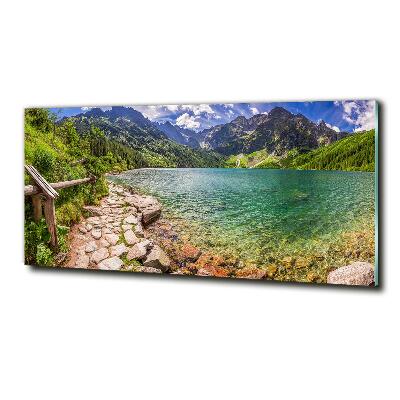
[32,194,43,222]
[44,197,58,249]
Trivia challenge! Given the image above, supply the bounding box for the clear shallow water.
[110,168,374,263]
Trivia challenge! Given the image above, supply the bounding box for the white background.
[0,1,399,399]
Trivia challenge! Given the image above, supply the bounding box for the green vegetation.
[285,130,375,171]
[225,130,375,172]
[72,114,225,168]
[226,149,280,168]
[24,108,145,266]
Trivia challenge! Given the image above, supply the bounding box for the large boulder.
[142,206,161,226]
[143,245,171,272]
[327,262,375,286]
[131,195,161,226]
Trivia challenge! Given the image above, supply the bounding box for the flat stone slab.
[124,230,139,245]
[91,247,109,264]
[124,214,138,225]
[327,262,375,286]
[110,243,128,257]
[91,229,102,239]
[85,241,98,253]
[105,233,119,246]
[98,256,124,271]
[127,242,148,261]
[99,238,110,248]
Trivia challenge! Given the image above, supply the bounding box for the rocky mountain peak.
[268,106,292,118]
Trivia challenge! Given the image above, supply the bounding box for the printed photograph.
[24,100,377,286]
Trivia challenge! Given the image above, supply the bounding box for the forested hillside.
[225,130,375,172]
[70,107,224,168]
[285,129,375,171]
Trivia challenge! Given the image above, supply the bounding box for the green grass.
[226,149,280,168]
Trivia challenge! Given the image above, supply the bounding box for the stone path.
[65,182,169,273]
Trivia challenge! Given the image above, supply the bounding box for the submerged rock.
[180,244,202,262]
[327,262,374,286]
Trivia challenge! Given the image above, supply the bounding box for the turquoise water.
[110,168,374,263]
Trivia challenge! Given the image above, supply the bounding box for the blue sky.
[50,100,375,133]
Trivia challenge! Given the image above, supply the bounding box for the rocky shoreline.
[65,181,375,285]
[65,181,271,278]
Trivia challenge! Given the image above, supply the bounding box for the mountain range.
[66,107,224,168]
[198,107,347,155]
[66,105,351,166]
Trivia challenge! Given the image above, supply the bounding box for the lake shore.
[64,178,375,285]
[64,180,267,278]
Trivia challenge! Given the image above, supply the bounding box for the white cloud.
[175,113,201,130]
[166,105,179,112]
[81,106,111,112]
[326,123,340,132]
[181,104,215,116]
[250,107,259,115]
[337,100,375,132]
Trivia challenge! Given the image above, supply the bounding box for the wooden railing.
[24,165,96,248]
